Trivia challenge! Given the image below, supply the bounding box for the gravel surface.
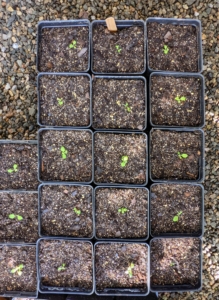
[0,0,219,299]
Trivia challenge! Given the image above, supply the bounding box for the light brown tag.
[105,17,117,32]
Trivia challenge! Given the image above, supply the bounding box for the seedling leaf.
[73,207,81,216]
[57,263,66,272]
[118,207,128,214]
[60,146,68,159]
[177,152,188,159]
[9,214,16,219]
[115,45,122,53]
[163,45,169,54]
[121,155,128,167]
[175,95,186,104]
[57,98,64,106]
[17,215,23,221]
[125,262,134,278]
[173,211,183,222]
[69,40,77,49]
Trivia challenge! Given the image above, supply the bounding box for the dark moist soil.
[40,130,92,182]
[150,130,202,180]
[95,243,148,291]
[150,238,201,287]
[150,184,202,236]
[92,78,146,130]
[40,185,93,237]
[151,75,202,126]
[0,245,37,293]
[94,133,147,184]
[39,26,89,72]
[147,22,199,72]
[0,144,38,190]
[39,240,93,290]
[92,25,144,73]
[39,75,90,127]
[0,192,38,243]
[95,188,148,239]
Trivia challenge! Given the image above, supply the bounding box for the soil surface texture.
[94,133,147,184]
[0,245,37,293]
[95,243,148,291]
[150,238,201,287]
[92,25,144,73]
[0,143,38,190]
[150,75,202,126]
[147,22,199,72]
[95,188,148,239]
[39,240,93,290]
[40,185,93,237]
[39,75,90,127]
[150,130,202,180]
[150,184,202,236]
[92,78,146,130]
[39,26,89,72]
[0,192,38,243]
[39,130,92,182]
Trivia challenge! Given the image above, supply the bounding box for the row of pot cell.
[0,183,204,243]
[37,72,205,129]
[0,237,202,297]
[0,129,204,189]
[37,18,203,74]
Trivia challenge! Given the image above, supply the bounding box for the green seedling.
[69,40,77,49]
[170,262,175,267]
[7,164,18,174]
[115,45,122,53]
[173,211,183,222]
[9,214,23,221]
[57,263,66,272]
[124,102,131,113]
[73,207,81,216]
[163,45,169,54]
[60,146,68,159]
[177,152,188,159]
[121,155,128,167]
[175,95,186,104]
[118,207,128,214]
[11,264,24,276]
[125,262,134,278]
[57,97,64,106]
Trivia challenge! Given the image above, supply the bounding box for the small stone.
[77,47,87,58]
[17,10,22,16]
[7,5,14,12]
[186,0,196,5]
[63,189,68,194]
[12,43,19,49]
[3,32,12,40]
[29,107,35,116]
[115,231,121,237]
[5,83,10,90]
[183,4,188,9]
[194,11,199,16]
[164,31,172,42]
[215,46,219,53]
[17,60,23,67]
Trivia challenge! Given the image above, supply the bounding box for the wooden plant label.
[105,17,117,32]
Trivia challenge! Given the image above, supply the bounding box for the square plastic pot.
[0,243,38,298]
[146,17,203,73]
[36,238,94,295]
[37,73,92,128]
[149,128,205,183]
[38,128,94,184]
[93,131,148,186]
[92,75,147,131]
[36,19,91,73]
[149,72,205,128]
[38,183,94,239]
[94,186,149,241]
[91,20,146,75]
[149,183,204,238]
[150,237,202,292]
[94,241,150,296]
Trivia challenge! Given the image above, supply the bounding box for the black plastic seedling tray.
[36,19,91,73]
[36,238,95,295]
[93,130,148,186]
[38,183,94,239]
[38,128,94,184]
[94,241,150,296]
[149,128,205,183]
[94,186,149,241]
[149,72,205,129]
[91,20,146,75]
[0,243,38,298]
[150,237,202,292]
[0,190,38,244]
[149,183,204,238]
[146,17,203,73]
[92,75,147,131]
[37,73,92,128]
